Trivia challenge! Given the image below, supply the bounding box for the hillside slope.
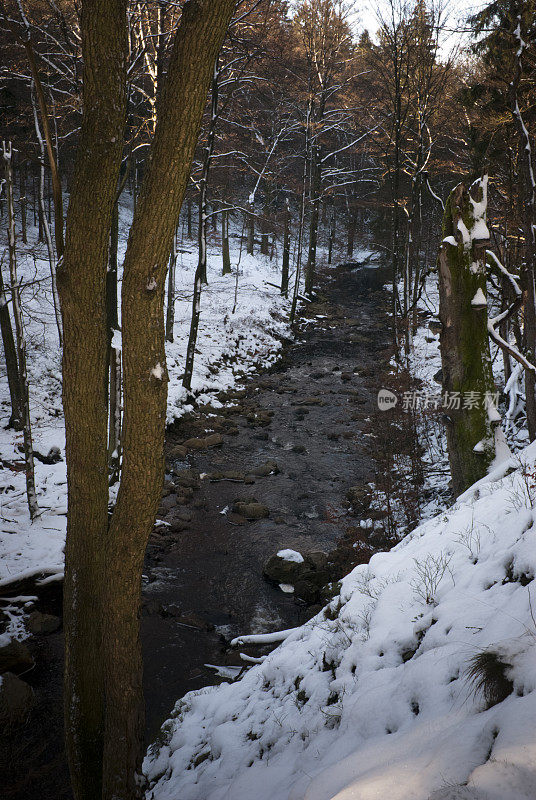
[145,444,536,800]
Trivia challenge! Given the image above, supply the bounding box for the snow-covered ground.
[0,201,291,599]
[143,264,536,800]
[145,442,536,800]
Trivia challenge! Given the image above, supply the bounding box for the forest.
[0,1,536,799]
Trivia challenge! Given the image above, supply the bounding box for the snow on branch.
[486,250,521,298]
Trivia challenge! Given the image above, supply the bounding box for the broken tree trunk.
[438,177,503,495]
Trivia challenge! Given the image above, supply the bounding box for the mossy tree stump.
[438,178,498,494]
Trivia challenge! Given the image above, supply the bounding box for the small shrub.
[466,649,513,709]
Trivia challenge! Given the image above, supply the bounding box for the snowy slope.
[145,444,536,800]
[0,205,291,594]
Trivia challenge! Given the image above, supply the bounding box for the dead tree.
[438,177,502,494]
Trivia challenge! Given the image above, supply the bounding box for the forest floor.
[1,252,435,799]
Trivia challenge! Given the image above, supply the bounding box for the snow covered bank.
[145,442,536,800]
[0,213,290,592]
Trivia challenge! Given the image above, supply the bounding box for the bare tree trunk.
[198,60,219,285]
[281,198,290,296]
[222,208,231,275]
[165,233,177,341]
[0,257,22,429]
[183,59,222,385]
[18,22,65,260]
[183,263,203,391]
[31,84,63,346]
[347,208,356,258]
[290,113,309,325]
[187,196,193,239]
[305,142,321,295]
[327,202,335,265]
[246,202,254,254]
[510,20,536,440]
[57,2,128,796]
[260,191,270,256]
[101,5,236,798]
[3,142,38,519]
[19,160,27,244]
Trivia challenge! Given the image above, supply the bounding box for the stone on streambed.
[26,611,60,635]
[181,433,223,451]
[205,433,224,447]
[208,470,246,482]
[263,549,304,584]
[232,499,269,520]
[0,673,35,728]
[292,397,325,407]
[263,548,329,585]
[170,444,188,459]
[182,437,207,450]
[0,639,34,675]
[250,460,279,477]
[246,410,273,427]
[346,484,372,511]
[174,468,200,489]
[263,549,332,604]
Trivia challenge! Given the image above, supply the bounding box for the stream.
[2,255,399,800]
[142,255,393,739]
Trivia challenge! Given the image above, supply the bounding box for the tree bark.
[56,1,128,797]
[102,3,236,798]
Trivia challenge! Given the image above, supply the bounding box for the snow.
[150,362,165,381]
[277,549,304,563]
[0,199,291,603]
[471,288,487,308]
[145,441,536,800]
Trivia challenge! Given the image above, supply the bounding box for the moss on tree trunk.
[438,179,497,495]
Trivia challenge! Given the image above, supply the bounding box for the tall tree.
[58,3,237,800]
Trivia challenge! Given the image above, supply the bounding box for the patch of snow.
[277,549,304,563]
[471,288,487,307]
[150,362,165,380]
